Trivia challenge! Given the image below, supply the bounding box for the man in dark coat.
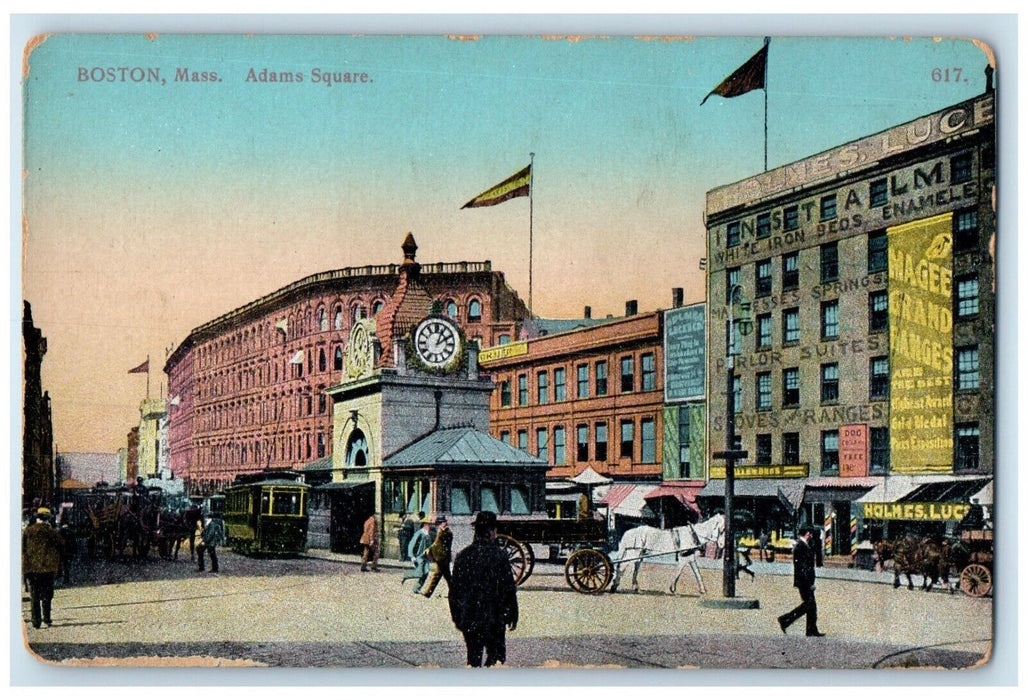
[778,526,825,637]
[449,511,519,667]
[22,508,63,628]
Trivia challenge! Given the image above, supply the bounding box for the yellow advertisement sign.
[709,464,808,479]
[888,213,953,473]
[861,502,971,521]
[477,341,529,364]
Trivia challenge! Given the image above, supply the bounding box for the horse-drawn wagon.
[957,529,993,598]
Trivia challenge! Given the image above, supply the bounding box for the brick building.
[164,234,530,494]
[703,83,996,551]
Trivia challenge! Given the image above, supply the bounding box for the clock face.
[414,317,461,369]
[344,321,372,378]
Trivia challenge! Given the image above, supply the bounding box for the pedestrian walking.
[421,516,453,598]
[778,526,825,637]
[197,512,226,573]
[398,511,417,562]
[360,514,380,572]
[22,508,63,628]
[449,511,518,667]
[403,516,433,591]
[758,530,770,562]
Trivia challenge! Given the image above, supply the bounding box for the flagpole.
[146,353,151,400]
[529,152,535,317]
[763,37,770,173]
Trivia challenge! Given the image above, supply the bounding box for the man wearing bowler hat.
[449,511,519,667]
[778,525,825,637]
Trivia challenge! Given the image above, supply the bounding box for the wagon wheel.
[565,548,612,594]
[960,563,992,598]
[496,535,530,585]
[523,542,536,583]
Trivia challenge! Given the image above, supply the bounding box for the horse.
[609,513,726,595]
[181,506,203,561]
[155,509,192,561]
[875,536,962,593]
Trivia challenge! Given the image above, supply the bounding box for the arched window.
[372,299,385,316]
[334,346,344,371]
[346,429,369,467]
[319,348,327,372]
[445,299,458,318]
[334,305,344,330]
[319,307,328,332]
[351,305,365,325]
[468,298,482,322]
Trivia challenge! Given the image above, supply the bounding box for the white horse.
[608,513,726,595]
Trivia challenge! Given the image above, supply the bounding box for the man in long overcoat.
[359,514,380,572]
[23,508,63,629]
[778,526,825,637]
[449,511,519,667]
[403,516,432,590]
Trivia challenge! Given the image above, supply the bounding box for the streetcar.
[223,474,310,556]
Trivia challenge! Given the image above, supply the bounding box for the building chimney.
[985,64,994,93]
[584,306,592,319]
[625,300,638,316]
[672,288,684,308]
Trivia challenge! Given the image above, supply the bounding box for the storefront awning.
[643,482,704,511]
[803,476,883,504]
[569,466,613,486]
[598,484,656,518]
[697,478,805,513]
[854,475,987,504]
[899,477,992,504]
[970,480,993,507]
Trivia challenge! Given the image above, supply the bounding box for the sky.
[16,27,993,454]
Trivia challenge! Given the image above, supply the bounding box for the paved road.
[20,549,992,671]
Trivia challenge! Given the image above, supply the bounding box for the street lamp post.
[714,284,751,599]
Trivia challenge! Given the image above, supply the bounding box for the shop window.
[782,252,799,291]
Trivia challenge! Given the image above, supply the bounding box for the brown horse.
[875,536,961,593]
[181,506,203,561]
[155,509,191,561]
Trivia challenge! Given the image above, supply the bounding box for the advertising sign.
[839,423,869,477]
[664,304,706,402]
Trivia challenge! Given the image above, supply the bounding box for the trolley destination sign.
[861,502,974,521]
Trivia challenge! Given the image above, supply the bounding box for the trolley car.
[224,476,310,556]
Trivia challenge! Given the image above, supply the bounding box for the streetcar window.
[272,491,302,515]
[261,492,270,514]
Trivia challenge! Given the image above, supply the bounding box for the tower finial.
[402,232,418,264]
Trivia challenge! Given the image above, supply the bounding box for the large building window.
[951,152,973,184]
[783,432,800,465]
[595,422,608,461]
[956,346,980,390]
[641,418,656,463]
[821,300,839,340]
[536,428,548,462]
[537,371,549,404]
[870,357,889,399]
[641,353,656,391]
[620,420,635,459]
[868,230,888,273]
[820,194,837,221]
[821,430,840,473]
[955,423,980,471]
[783,367,800,406]
[869,179,888,207]
[517,430,528,452]
[468,298,482,322]
[595,360,609,396]
[756,371,772,411]
[783,205,799,231]
[869,290,888,333]
[518,374,528,405]
[820,363,839,403]
[577,364,589,399]
[870,427,889,474]
[953,209,979,252]
[726,267,740,302]
[554,367,566,401]
[553,426,566,465]
[500,380,512,407]
[756,434,772,466]
[756,212,771,239]
[727,221,741,248]
[757,313,773,350]
[782,251,799,291]
[756,258,772,297]
[820,242,839,283]
[620,356,635,393]
[955,275,980,318]
[577,425,589,462]
[783,307,800,344]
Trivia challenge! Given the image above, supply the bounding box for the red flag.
[701,40,768,105]
[128,359,149,374]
